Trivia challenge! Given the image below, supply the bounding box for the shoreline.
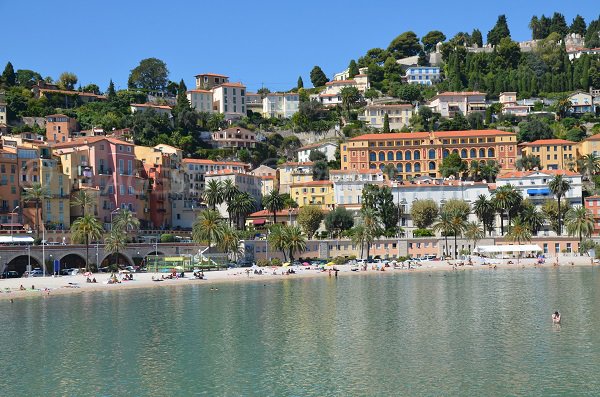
[0,256,595,302]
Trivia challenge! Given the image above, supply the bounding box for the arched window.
[379,152,385,161]
[405,151,412,161]
[396,151,403,161]
[369,164,376,169]
[414,163,421,172]
[443,149,450,158]
[429,161,436,170]
[452,149,458,154]
[479,148,485,158]
[405,163,412,172]
[428,149,436,159]
[387,151,394,161]
[396,163,403,172]
[379,164,385,170]
[461,149,467,158]
[470,149,476,158]
[369,152,376,161]
[488,148,494,158]
[414,150,421,160]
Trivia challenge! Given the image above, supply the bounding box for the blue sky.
[1,1,598,93]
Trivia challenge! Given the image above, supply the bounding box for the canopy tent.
[473,245,542,254]
[0,236,34,244]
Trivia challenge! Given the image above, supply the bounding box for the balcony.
[98,168,113,175]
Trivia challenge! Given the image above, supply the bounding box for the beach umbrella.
[282,262,290,267]
[326,262,336,267]
[173,266,184,271]
[119,270,131,274]
[302,262,310,266]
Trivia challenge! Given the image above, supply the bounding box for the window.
[405,151,411,161]
[405,163,412,172]
[428,149,435,159]
[429,161,436,170]
[378,152,385,161]
[414,150,420,160]
[396,152,403,160]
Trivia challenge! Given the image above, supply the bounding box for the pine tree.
[471,29,483,47]
[107,79,116,100]
[348,60,359,78]
[310,66,328,87]
[2,62,16,87]
[382,113,390,133]
[570,15,587,36]
[176,79,190,110]
[487,15,511,45]
[297,76,304,89]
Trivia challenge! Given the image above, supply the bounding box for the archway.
[100,252,133,269]
[5,255,42,276]
[58,253,87,271]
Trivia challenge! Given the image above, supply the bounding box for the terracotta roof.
[46,114,71,118]
[216,82,245,88]
[39,88,106,99]
[297,141,337,151]
[519,139,575,146]
[326,80,357,85]
[497,170,580,178]
[219,127,254,134]
[433,91,485,97]
[329,169,383,174]
[583,133,600,142]
[195,73,229,78]
[182,158,249,167]
[365,103,413,109]
[348,129,515,141]
[130,103,172,110]
[248,209,297,218]
[187,89,212,94]
[290,180,333,187]
[319,93,338,97]
[585,195,600,200]
[279,161,314,167]
[51,136,132,149]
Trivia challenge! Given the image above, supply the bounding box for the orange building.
[46,114,78,143]
[0,148,20,225]
[340,129,518,179]
[584,195,600,236]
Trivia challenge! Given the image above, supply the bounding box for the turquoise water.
[2,268,600,396]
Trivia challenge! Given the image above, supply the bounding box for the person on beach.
[552,311,561,324]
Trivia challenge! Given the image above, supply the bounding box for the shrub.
[413,228,434,237]
[257,259,270,267]
[160,233,175,243]
[271,258,282,266]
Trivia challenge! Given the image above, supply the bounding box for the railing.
[97,168,113,175]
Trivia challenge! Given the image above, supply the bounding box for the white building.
[331,169,385,209]
[130,103,172,117]
[262,93,299,119]
[316,74,369,106]
[568,91,595,114]
[333,67,369,81]
[183,159,250,198]
[360,103,414,130]
[428,91,487,118]
[499,91,531,117]
[297,141,337,163]
[211,82,246,120]
[187,89,214,113]
[204,171,264,219]
[0,91,7,129]
[404,66,441,85]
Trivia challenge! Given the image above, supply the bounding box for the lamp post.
[42,227,45,277]
[154,238,159,273]
[110,208,120,230]
[27,245,31,274]
[49,254,53,276]
[96,243,99,271]
[10,205,19,245]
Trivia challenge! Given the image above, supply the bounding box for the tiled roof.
[326,80,357,85]
[248,209,296,218]
[348,129,514,141]
[290,180,333,187]
[131,103,172,110]
[279,161,314,167]
[187,89,212,94]
[216,82,245,88]
[40,88,106,99]
[330,169,382,174]
[51,136,131,149]
[519,139,575,146]
[498,170,580,178]
[583,133,600,142]
[46,114,70,118]
[195,73,229,78]
[297,141,337,150]
[433,91,485,97]
[182,158,249,166]
[365,103,413,109]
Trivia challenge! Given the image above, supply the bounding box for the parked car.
[24,268,44,277]
[1,270,20,279]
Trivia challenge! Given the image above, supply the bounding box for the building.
[277,162,314,194]
[262,93,299,119]
[404,66,441,85]
[195,73,229,90]
[183,159,250,198]
[568,91,594,114]
[297,142,337,163]
[204,170,263,219]
[360,103,414,130]
[130,103,173,117]
[46,114,78,143]
[289,180,334,209]
[316,74,369,106]
[428,91,487,118]
[331,169,385,209]
[578,133,600,157]
[499,91,531,117]
[340,130,518,179]
[584,196,600,236]
[518,139,577,171]
[32,83,107,104]
[187,90,214,113]
[39,156,71,230]
[333,67,368,81]
[0,91,7,130]
[211,82,246,120]
[245,92,263,114]
[0,148,20,227]
[246,209,298,228]
[211,127,256,149]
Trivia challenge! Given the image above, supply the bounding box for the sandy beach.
[0,255,594,301]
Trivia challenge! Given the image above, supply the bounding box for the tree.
[382,163,396,180]
[472,195,495,236]
[309,150,327,162]
[312,161,329,181]
[516,154,542,171]
[283,225,306,262]
[439,152,467,179]
[324,207,354,237]
[565,206,594,242]
[221,179,240,226]
[422,30,446,52]
[410,199,439,229]
[263,190,285,224]
[550,12,569,37]
[107,79,116,100]
[472,29,483,47]
[580,154,600,179]
[71,214,104,272]
[394,84,421,102]
[492,184,522,235]
[417,50,429,66]
[339,86,360,118]
[257,87,270,99]
[81,84,100,94]
[175,79,190,111]
[507,216,532,246]
[351,225,366,259]
[364,88,380,101]
[521,200,545,235]
[348,60,359,78]
[268,225,288,262]
[565,128,586,142]
[542,199,568,235]
[361,185,399,234]
[310,66,328,87]
[487,15,511,45]
[113,208,140,234]
[570,15,587,35]
[297,206,323,238]
[58,72,78,90]
[218,226,241,262]
[464,221,484,251]
[495,37,521,69]
[23,183,50,240]
[388,31,422,59]
[433,210,453,258]
[192,209,224,249]
[104,230,127,271]
[128,58,169,91]
[517,118,554,142]
[229,192,256,230]
[71,190,94,216]
[297,76,304,89]
[203,180,223,210]
[382,113,390,133]
[16,69,42,88]
[548,174,572,236]
[2,62,16,87]
[360,207,383,260]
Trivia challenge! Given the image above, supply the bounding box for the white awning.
[474,244,542,253]
[0,236,35,244]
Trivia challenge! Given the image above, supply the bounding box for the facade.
[297,142,337,163]
[130,103,172,117]
[245,92,263,114]
[46,114,78,143]
[0,92,6,128]
[289,180,334,209]
[584,196,600,236]
[183,159,249,198]
[340,130,518,179]
[0,149,20,226]
[246,209,297,228]
[204,171,263,219]
[186,90,214,113]
[211,127,256,149]
[211,82,246,120]
[316,74,369,106]
[404,66,441,85]
[331,169,385,209]
[360,103,414,130]
[195,73,229,90]
[499,92,531,117]
[262,93,299,119]
[518,139,576,171]
[568,91,594,114]
[428,91,487,118]
[277,162,314,194]
[578,133,600,157]
[39,157,71,230]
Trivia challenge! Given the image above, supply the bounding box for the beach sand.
[0,255,594,301]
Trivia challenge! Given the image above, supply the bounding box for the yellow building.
[277,162,314,194]
[39,157,71,229]
[519,139,577,171]
[289,180,334,209]
[577,133,600,158]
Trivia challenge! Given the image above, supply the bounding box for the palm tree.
[268,224,288,262]
[203,180,223,210]
[548,174,572,236]
[218,226,242,262]
[229,192,256,230]
[565,206,594,242]
[221,179,240,226]
[433,210,453,258]
[492,184,521,235]
[351,225,366,259]
[71,214,104,271]
[113,208,140,233]
[71,190,94,216]
[104,230,127,271]
[580,154,600,180]
[283,225,307,262]
[516,154,542,171]
[339,86,360,121]
[382,163,397,180]
[361,207,382,261]
[263,189,285,225]
[472,195,494,235]
[449,209,468,259]
[481,160,500,183]
[521,201,545,235]
[469,161,482,181]
[192,209,224,250]
[23,182,50,240]
[464,221,484,252]
[507,216,532,245]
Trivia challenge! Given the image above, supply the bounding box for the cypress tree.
[107,79,116,100]
[176,79,190,110]
[382,113,390,133]
[297,76,304,89]
[348,60,359,78]
[2,62,16,87]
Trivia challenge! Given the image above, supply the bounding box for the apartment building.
[187,89,214,113]
[428,91,487,118]
[130,103,173,117]
[212,127,256,149]
[183,159,250,198]
[518,139,577,171]
[297,142,337,163]
[289,180,334,209]
[204,170,263,219]
[211,82,246,120]
[316,74,369,106]
[0,148,20,225]
[277,162,314,194]
[340,130,517,179]
[262,93,299,119]
[331,169,385,209]
[195,73,229,90]
[360,103,414,130]
[39,157,71,230]
[46,114,78,143]
[404,66,441,85]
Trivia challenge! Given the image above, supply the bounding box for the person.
[552,311,561,324]
[19,285,25,291]
[92,278,97,283]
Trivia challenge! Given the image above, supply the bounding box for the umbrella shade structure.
[473,245,542,254]
[173,266,184,271]
[302,262,310,266]
[326,262,336,267]
[282,262,290,267]
[118,270,131,274]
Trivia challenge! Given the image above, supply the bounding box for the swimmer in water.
[552,311,561,324]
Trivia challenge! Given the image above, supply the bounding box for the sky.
[1,1,598,93]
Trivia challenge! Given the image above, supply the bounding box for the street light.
[10,205,19,245]
[49,254,53,275]
[110,208,121,230]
